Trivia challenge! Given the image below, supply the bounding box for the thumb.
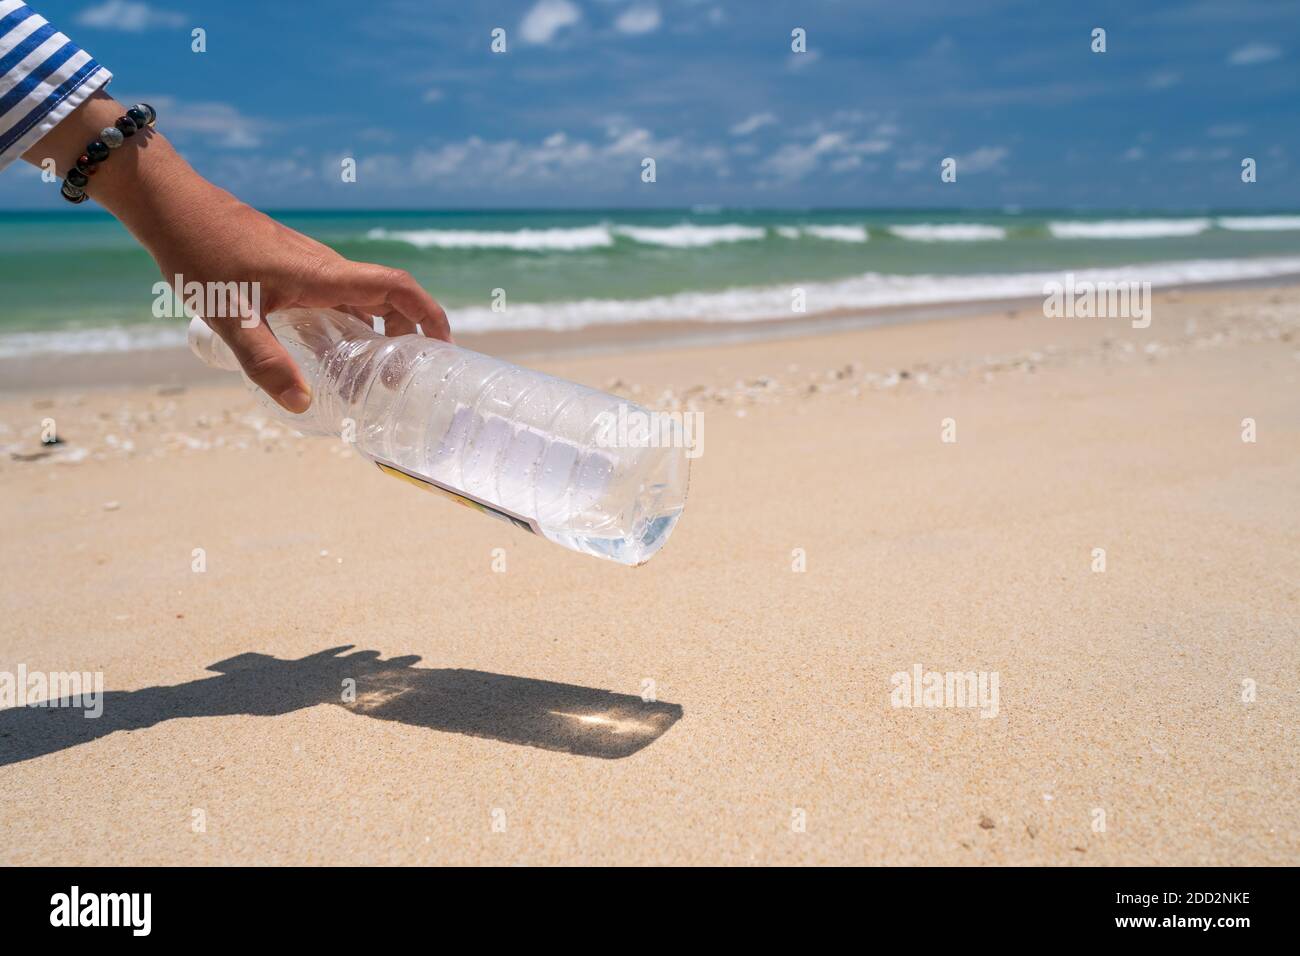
[206,314,311,413]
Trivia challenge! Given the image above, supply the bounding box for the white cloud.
[140,96,266,148]
[606,128,653,155]
[786,49,822,72]
[847,139,891,156]
[1146,70,1181,90]
[954,145,1008,173]
[1207,123,1247,138]
[758,129,895,181]
[760,132,846,180]
[1121,146,1145,162]
[730,113,776,136]
[1171,145,1232,163]
[421,88,445,103]
[615,4,661,35]
[75,1,184,32]
[520,0,582,45]
[1228,43,1282,66]
[357,125,718,191]
[208,154,315,189]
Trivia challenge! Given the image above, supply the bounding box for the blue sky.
[4,0,1299,209]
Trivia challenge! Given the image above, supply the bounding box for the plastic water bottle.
[187,309,690,565]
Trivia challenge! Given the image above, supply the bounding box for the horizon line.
[3,205,1300,216]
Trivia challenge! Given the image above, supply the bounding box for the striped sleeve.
[0,0,111,172]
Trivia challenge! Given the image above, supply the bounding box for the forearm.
[16,88,448,414]
[21,90,236,259]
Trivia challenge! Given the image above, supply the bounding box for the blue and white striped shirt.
[0,0,110,172]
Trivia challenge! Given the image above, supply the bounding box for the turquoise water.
[2,208,1300,354]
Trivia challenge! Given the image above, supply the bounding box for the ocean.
[3,208,1300,358]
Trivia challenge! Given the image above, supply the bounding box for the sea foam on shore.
[5,255,1300,359]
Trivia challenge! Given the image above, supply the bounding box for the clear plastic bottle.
[188,309,689,565]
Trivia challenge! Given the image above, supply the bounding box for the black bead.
[126,107,148,128]
[86,141,109,162]
[115,116,137,136]
[60,180,86,202]
[74,159,97,176]
[66,168,88,187]
[140,102,156,126]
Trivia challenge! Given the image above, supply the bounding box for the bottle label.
[373,456,540,535]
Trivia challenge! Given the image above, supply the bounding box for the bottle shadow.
[0,646,683,766]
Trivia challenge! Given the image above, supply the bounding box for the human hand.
[24,91,450,413]
[144,189,451,413]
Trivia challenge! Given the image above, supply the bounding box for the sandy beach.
[1,284,1297,866]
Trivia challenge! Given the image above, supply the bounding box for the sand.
[1,285,1297,865]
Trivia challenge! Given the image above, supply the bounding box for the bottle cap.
[187,317,241,371]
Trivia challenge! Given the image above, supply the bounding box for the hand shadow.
[0,646,683,766]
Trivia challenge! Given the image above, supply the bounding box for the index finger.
[324,263,453,343]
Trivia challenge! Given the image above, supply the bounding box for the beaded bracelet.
[60,103,157,204]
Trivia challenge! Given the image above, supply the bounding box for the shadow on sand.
[0,646,683,766]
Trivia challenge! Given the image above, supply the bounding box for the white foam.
[444,255,1300,333]
[0,324,188,359]
[365,225,614,251]
[612,223,767,247]
[367,223,776,250]
[775,225,869,242]
[1048,218,1211,239]
[1217,215,1300,232]
[803,225,870,242]
[8,256,1299,357]
[889,223,1007,242]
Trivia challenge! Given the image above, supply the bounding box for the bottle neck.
[187,309,386,437]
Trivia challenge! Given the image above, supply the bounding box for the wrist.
[101,147,233,256]
[24,91,233,255]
